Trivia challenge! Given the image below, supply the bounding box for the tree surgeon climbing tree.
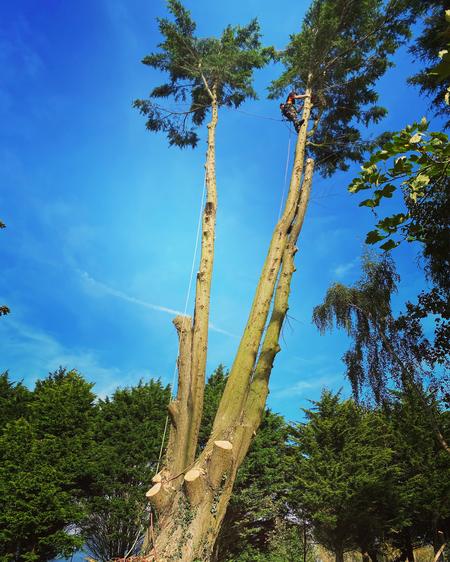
[135,1,424,560]
[0,221,9,317]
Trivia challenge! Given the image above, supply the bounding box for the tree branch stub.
[184,468,208,506]
[145,482,173,513]
[208,440,233,489]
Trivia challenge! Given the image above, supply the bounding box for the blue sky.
[0,0,440,421]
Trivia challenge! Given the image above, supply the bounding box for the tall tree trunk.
[405,543,415,562]
[335,544,345,562]
[432,528,446,562]
[303,523,309,562]
[143,94,219,552]
[144,90,315,561]
[212,90,313,439]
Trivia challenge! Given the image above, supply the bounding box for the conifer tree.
[81,380,170,561]
[289,391,394,562]
[385,391,450,562]
[135,1,421,559]
[0,369,95,561]
[135,0,272,491]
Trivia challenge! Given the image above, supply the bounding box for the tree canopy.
[409,3,450,126]
[81,379,170,561]
[133,0,273,147]
[0,369,95,562]
[269,0,418,175]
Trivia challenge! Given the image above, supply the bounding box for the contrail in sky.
[79,270,236,338]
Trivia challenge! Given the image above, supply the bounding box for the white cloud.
[332,259,357,279]
[0,318,147,398]
[272,372,342,399]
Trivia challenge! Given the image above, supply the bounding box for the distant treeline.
[0,365,448,562]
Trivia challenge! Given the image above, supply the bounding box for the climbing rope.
[154,109,294,475]
[278,126,293,220]
[155,171,207,475]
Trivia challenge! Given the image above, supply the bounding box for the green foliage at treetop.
[409,3,450,126]
[269,0,419,176]
[134,0,273,148]
[0,373,31,429]
[349,119,450,262]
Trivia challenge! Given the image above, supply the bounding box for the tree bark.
[143,86,316,561]
[303,522,309,562]
[432,529,446,562]
[406,543,415,562]
[187,94,219,466]
[335,545,345,562]
[212,88,314,440]
[235,157,314,467]
[142,94,219,555]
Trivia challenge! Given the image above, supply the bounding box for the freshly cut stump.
[209,440,233,488]
[184,468,207,506]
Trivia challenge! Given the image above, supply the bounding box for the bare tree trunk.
[335,545,345,562]
[143,94,219,553]
[234,157,314,467]
[144,89,316,561]
[432,529,446,562]
[212,90,314,439]
[405,543,415,562]
[303,522,309,562]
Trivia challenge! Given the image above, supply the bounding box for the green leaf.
[408,173,430,201]
[377,184,396,198]
[359,199,378,208]
[392,157,413,176]
[349,178,369,193]
[377,213,407,232]
[366,230,386,244]
[380,239,399,251]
